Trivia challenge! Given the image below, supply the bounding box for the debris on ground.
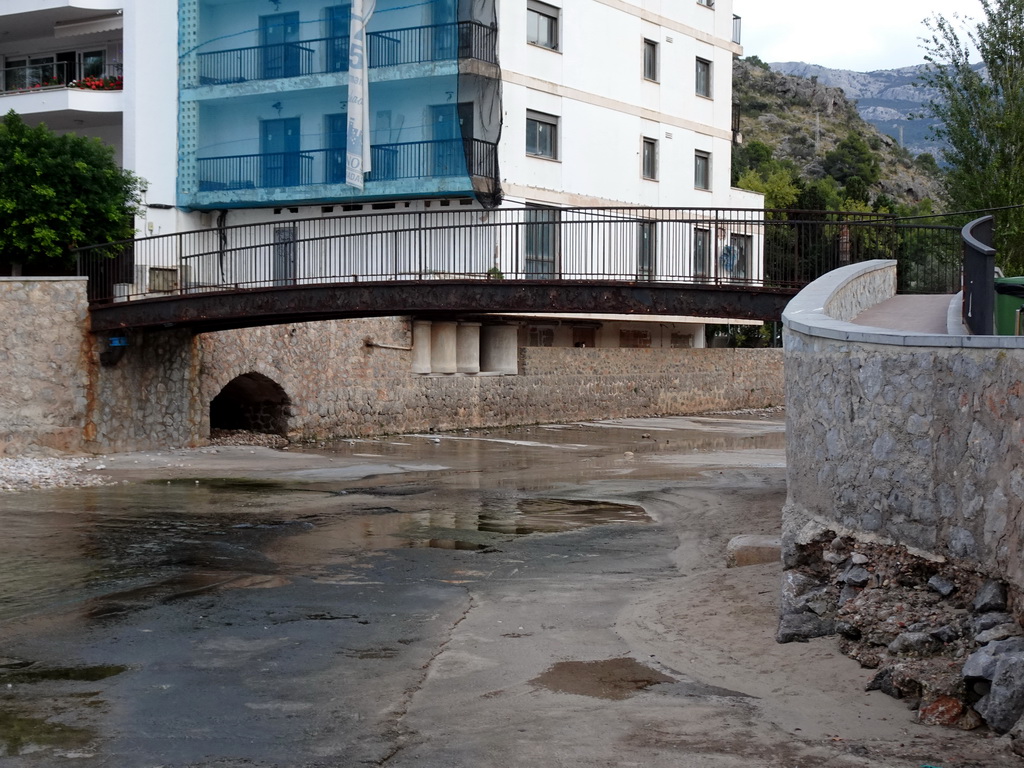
[778,531,1024,755]
[209,429,289,448]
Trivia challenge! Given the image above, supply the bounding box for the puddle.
[398,497,648,550]
[531,658,675,700]
[477,498,647,535]
[0,709,95,757]
[1,475,648,622]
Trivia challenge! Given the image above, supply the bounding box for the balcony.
[195,139,497,192]
[1,61,122,95]
[191,21,497,87]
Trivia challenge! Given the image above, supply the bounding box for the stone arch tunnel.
[209,372,293,437]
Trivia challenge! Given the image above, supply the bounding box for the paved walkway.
[852,294,957,334]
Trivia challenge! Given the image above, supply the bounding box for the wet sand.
[1,415,1018,766]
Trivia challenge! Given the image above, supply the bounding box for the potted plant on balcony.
[69,75,124,91]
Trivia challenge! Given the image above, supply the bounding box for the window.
[694,227,711,277]
[642,137,658,180]
[620,329,652,348]
[694,150,710,190]
[696,57,712,98]
[526,110,559,159]
[729,233,752,280]
[697,0,714,7]
[524,205,560,277]
[573,327,596,348]
[528,326,555,346]
[326,5,352,72]
[527,0,559,50]
[643,39,658,81]
[638,222,656,279]
[260,12,302,79]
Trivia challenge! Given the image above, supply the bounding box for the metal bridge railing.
[75,207,964,305]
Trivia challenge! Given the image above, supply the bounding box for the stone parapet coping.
[0,277,87,283]
[783,260,1024,349]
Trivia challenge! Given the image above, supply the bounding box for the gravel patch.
[0,457,113,492]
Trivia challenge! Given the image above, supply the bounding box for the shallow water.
[1,418,784,626]
[0,415,788,763]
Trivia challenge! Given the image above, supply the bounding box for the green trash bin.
[994,277,1024,335]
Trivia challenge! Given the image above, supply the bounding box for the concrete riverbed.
[0,415,1018,767]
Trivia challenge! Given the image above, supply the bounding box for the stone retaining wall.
[199,320,783,441]
[783,259,1024,594]
[0,279,91,456]
[780,262,1024,745]
[5,279,784,455]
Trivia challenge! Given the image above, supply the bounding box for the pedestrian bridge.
[77,206,963,334]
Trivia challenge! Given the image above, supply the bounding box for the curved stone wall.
[783,260,1024,591]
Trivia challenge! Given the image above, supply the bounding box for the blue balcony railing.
[195,139,497,191]
[194,21,497,86]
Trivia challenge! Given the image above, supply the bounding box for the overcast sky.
[734,0,981,71]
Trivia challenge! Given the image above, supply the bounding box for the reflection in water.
[0,417,782,624]
[0,484,646,622]
[0,708,95,757]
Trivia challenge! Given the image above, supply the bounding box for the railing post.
[962,215,996,335]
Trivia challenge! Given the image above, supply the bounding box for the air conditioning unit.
[148,267,178,293]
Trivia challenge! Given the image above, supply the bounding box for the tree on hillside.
[0,110,143,275]
[822,133,881,190]
[922,0,1024,273]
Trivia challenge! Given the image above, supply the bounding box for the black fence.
[195,139,497,191]
[76,208,964,305]
[193,21,497,86]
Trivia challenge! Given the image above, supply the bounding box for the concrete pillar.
[412,320,432,374]
[430,321,458,374]
[480,324,518,375]
[456,322,481,374]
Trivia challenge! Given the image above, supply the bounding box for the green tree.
[736,165,800,211]
[0,110,142,274]
[731,139,774,185]
[922,0,1024,273]
[914,152,941,175]
[822,132,881,187]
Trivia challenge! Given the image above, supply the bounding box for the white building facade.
[1,0,763,353]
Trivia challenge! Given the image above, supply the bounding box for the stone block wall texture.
[199,319,784,440]
[822,262,896,322]
[784,262,1024,593]
[6,279,783,455]
[88,328,201,453]
[0,279,91,456]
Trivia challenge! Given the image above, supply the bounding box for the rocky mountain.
[769,62,944,157]
[733,58,943,207]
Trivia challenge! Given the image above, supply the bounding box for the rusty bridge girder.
[87,280,796,334]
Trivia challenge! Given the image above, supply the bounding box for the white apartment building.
[1,0,763,351]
